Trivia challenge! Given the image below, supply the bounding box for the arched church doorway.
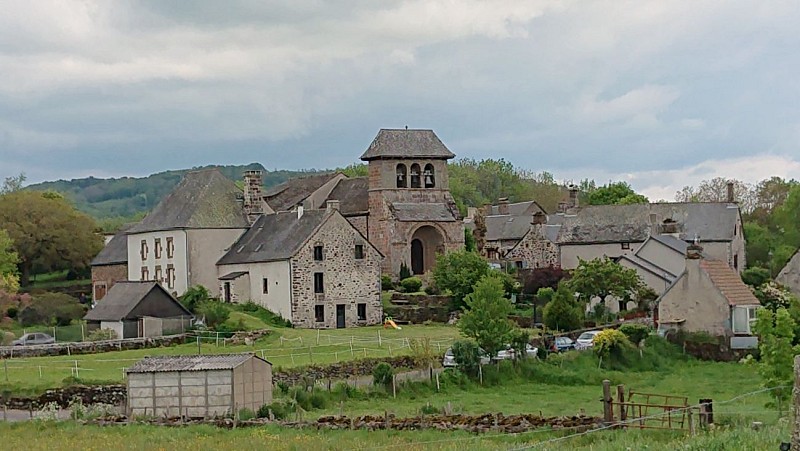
[409,225,444,275]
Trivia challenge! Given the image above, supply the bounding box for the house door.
[336,305,346,329]
[411,239,424,275]
[223,282,231,303]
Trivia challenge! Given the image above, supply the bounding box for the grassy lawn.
[0,323,460,395]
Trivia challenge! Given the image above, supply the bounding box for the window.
[140,240,148,260]
[423,163,435,188]
[154,265,162,282]
[166,264,175,289]
[315,305,325,322]
[166,237,174,258]
[140,266,149,281]
[314,272,324,293]
[354,244,364,260]
[263,278,269,294]
[154,238,162,259]
[732,305,758,334]
[410,163,421,188]
[357,303,366,321]
[396,164,407,188]
[313,245,324,261]
[621,242,631,250]
[733,254,739,270]
[515,261,523,269]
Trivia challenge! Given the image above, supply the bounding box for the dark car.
[550,336,575,353]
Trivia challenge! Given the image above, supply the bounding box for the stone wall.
[91,264,128,301]
[505,225,559,269]
[384,294,453,323]
[1,384,127,410]
[290,212,383,329]
[0,334,188,358]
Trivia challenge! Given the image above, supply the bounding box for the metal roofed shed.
[126,353,272,418]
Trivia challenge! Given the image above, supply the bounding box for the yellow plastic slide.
[384,319,402,330]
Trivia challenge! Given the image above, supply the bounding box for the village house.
[125,169,251,297]
[657,245,760,349]
[216,202,383,329]
[90,225,130,301]
[618,234,695,295]
[776,250,800,297]
[84,281,193,339]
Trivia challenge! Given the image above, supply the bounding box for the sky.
[1,0,800,200]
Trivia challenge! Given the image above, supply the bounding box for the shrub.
[424,284,440,295]
[197,300,230,329]
[179,286,211,313]
[372,362,394,386]
[742,267,771,287]
[235,302,293,328]
[86,328,118,341]
[277,381,290,395]
[18,292,85,327]
[381,274,394,291]
[400,277,423,293]
[619,323,651,345]
[237,408,256,421]
[399,263,412,281]
[593,329,631,359]
[432,250,491,309]
[451,340,482,377]
[259,401,293,420]
[542,284,583,331]
[420,403,441,415]
[5,306,17,319]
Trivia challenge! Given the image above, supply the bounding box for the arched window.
[423,164,435,188]
[410,163,421,188]
[396,164,407,188]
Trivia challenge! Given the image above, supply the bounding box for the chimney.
[243,170,263,223]
[568,185,579,209]
[498,198,510,215]
[532,211,546,225]
[557,201,567,213]
[726,181,735,203]
[466,206,477,220]
[686,242,703,260]
[297,205,304,219]
[327,199,340,213]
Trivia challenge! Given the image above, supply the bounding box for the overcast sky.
[2,1,799,200]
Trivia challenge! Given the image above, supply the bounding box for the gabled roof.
[323,177,369,215]
[217,210,329,265]
[91,225,132,266]
[485,215,533,241]
[557,202,740,245]
[699,260,760,306]
[127,169,248,234]
[84,281,192,321]
[263,172,341,212]
[360,129,455,161]
[645,234,690,255]
[618,254,676,282]
[487,201,546,217]
[126,353,270,373]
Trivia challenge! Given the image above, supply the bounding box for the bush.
[372,362,394,386]
[277,381,290,395]
[197,300,230,329]
[237,408,255,421]
[742,267,771,287]
[381,274,394,291]
[179,286,211,313]
[420,403,441,415]
[18,292,85,327]
[424,284,440,295]
[593,329,631,359]
[5,306,17,319]
[432,250,491,309]
[86,328,118,341]
[619,323,651,345]
[451,340,482,377]
[542,284,583,331]
[400,277,423,293]
[399,263,412,281]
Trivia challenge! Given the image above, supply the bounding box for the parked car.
[575,330,602,350]
[442,347,491,367]
[550,336,575,353]
[495,344,539,360]
[12,332,56,346]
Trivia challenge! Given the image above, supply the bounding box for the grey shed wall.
[127,361,272,418]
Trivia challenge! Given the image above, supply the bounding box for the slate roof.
[263,173,340,212]
[619,254,677,281]
[487,201,546,216]
[219,271,248,280]
[557,203,740,244]
[84,281,191,321]
[324,177,369,215]
[647,234,690,255]
[391,203,457,222]
[485,215,533,241]
[127,169,248,234]
[91,225,132,266]
[126,353,269,373]
[360,129,455,161]
[700,260,761,306]
[217,210,328,265]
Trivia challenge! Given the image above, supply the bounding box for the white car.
[495,344,539,360]
[575,330,602,350]
[442,347,491,367]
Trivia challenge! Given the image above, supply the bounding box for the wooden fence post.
[602,380,613,424]
[616,384,626,424]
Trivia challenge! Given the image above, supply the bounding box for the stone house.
[465,199,547,263]
[125,169,250,297]
[776,250,800,297]
[84,281,193,339]
[557,202,746,273]
[657,245,760,349]
[216,202,383,329]
[91,225,130,301]
[503,212,562,269]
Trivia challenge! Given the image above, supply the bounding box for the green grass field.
[0,322,460,395]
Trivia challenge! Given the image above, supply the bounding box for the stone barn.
[126,353,272,418]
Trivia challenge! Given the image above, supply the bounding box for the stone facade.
[345,215,369,238]
[777,250,800,297]
[290,213,383,329]
[91,263,128,301]
[505,225,560,269]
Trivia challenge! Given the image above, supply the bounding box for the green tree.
[1,173,25,194]
[0,191,103,285]
[464,228,477,252]
[753,307,799,409]
[741,267,771,287]
[542,283,583,331]
[197,300,231,329]
[0,229,19,293]
[180,286,212,313]
[432,249,490,309]
[566,257,645,305]
[450,339,482,377]
[587,182,648,205]
[458,275,515,358]
[773,184,800,249]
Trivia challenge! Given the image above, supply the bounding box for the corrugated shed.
[126,353,267,373]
